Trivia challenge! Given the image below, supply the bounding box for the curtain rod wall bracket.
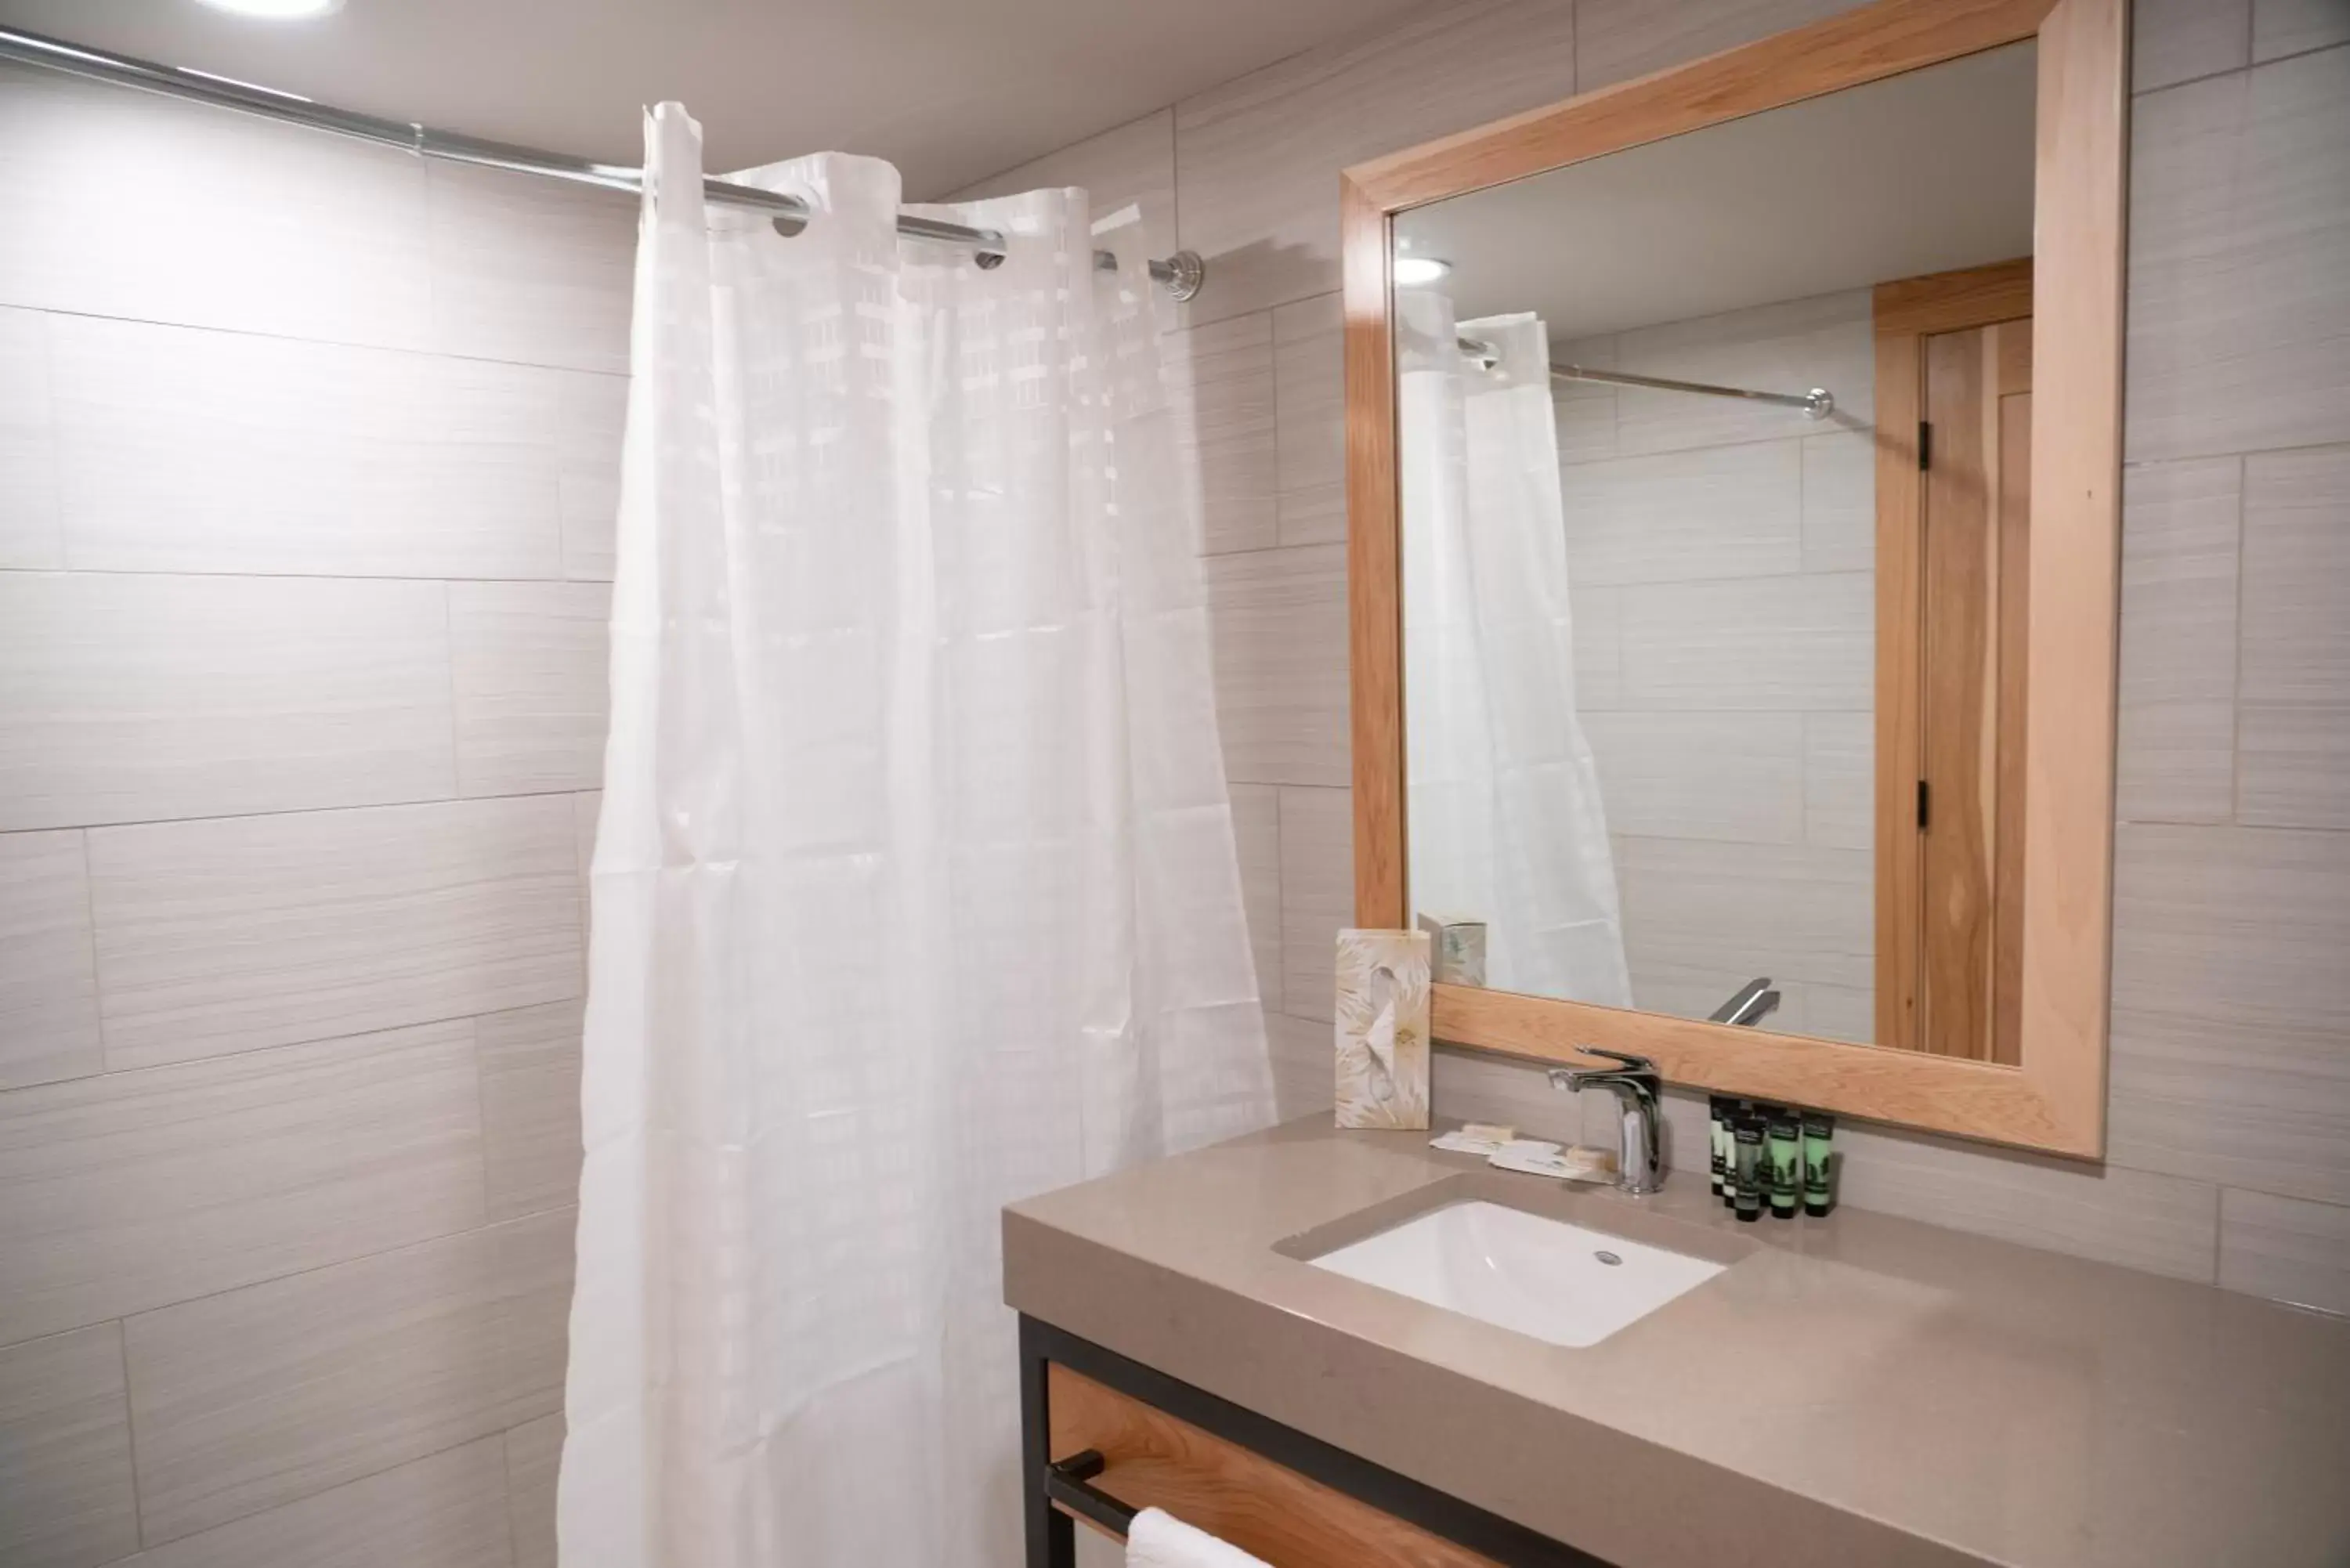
[0,23,1206,298]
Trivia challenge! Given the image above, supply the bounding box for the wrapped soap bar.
[1333,928,1431,1129]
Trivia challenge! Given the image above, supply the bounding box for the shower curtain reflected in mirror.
[560,106,1275,1568]
[1397,294,1631,1006]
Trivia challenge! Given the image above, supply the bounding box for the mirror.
[1393,42,2039,1061]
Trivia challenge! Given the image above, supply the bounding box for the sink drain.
[1593,1250,1622,1266]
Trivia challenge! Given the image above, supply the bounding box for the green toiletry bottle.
[1766,1109,1801,1218]
[1732,1114,1765,1222]
[1802,1110,1837,1216]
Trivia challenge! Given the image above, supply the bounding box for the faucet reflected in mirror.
[1709,977,1781,1028]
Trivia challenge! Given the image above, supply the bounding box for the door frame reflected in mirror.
[1342,0,2126,1155]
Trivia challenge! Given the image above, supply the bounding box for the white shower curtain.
[559,105,1274,1568]
[1397,293,1632,1005]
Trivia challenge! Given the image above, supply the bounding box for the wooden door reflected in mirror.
[1875,259,2034,1064]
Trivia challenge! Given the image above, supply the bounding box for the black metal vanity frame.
[1019,1315,1610,1567]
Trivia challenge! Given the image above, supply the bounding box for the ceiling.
[0,0,1434,197]
[1397,41,2039,342]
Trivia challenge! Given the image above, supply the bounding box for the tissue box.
[1333,928,1431,1129]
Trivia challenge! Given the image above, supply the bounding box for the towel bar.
[1043,1449,1137,1538]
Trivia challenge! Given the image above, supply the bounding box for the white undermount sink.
[1306,1199,1725,1348]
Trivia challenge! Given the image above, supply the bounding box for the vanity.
[1011,0,2350,1560]
[1007,1118,2350,1567]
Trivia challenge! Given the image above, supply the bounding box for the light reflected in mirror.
[1395,41,2037,1059]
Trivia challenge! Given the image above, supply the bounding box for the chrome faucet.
[1709,977,1781,1028]
[1548,1048,1665,1195]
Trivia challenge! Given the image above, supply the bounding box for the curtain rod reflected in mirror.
[1454,334,1834,417]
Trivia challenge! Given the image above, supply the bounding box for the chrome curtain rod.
[0,24,1207,301]
[1458,334,1832,418]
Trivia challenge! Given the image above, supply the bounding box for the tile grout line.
[5,298,631,383]
[0,564,615,587]
[0,997,584,1111]
[114,1317,148,1550]
[2228,453,2247,826]
[3,781,598,843]
[75,828,111,1072]
[46,1203,579,1364]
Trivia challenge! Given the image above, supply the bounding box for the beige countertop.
[1003,1116,2350,1568]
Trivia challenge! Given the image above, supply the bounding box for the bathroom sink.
[1304,1199,1725,1348]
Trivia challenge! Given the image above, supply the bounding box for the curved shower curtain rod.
[0,23,1209,302]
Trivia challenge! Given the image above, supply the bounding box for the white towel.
[1125,1505,1274,1568]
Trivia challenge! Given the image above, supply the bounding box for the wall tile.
[50,315,568,580]
[1582,712,1803,846]
[571,792,602,938]
[1228,785,1282,1013]
[1551,336,1619,466]
[2134,0,2251,91]
[1617,833,1872,992]
[128,1436,515,1568]
[1266,1010,1335,1121]
[425,161,634,374]
[504,1414,564,1568]
[2219,1187,2350,1315]
[1277,786,1352,1024]
[1273,294,1346,545]
[2115,457,2242,824]
[1830,1120,2222,1284]
[0,830,101,1091]
[1619,571,1873,712]
[1611,291,1875,458]
[1558,438,1802,586]
[949,110,1180,334]
[2238,445,2350,829]
[1172,0,1578,323]
[1166,313,1278,555]
[2127,49,2350,462]
[1573,0,1868,92]
[0,1324,139,1568]
[1202,544,1349,786]
[2109,823,2350,1206]
[0,305,60,569]
[88,797,582,1071]
[1569,585,1623,711]
[0,573,457,833]
[0,69,432,349]
[2254,0,2350,60]
[125,1209,573,1544]
[0,1021,486,1348]
[1802,711,1871,851]
[558,373,628,582]
[1799,428,1876,573]
[451,581,613,798]
[478,1001,586,1223]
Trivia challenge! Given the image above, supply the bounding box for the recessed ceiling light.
[1393,256,1452,287]
[193,0,345,19]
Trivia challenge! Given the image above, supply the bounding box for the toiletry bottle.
[1732,1114,1765,1222]
[1766,1109,1801,1219]
[1726,1100,1752,1209]
[1802,1110,1836,1216]
[1708,1096,1730,1197]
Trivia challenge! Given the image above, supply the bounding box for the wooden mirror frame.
[1343,0,2126,1155]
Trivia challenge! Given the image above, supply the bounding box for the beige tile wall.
[0,64,621,1568]
[953,0,2350,1312]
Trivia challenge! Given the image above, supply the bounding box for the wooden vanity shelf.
[1019,1317,1603,1567]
